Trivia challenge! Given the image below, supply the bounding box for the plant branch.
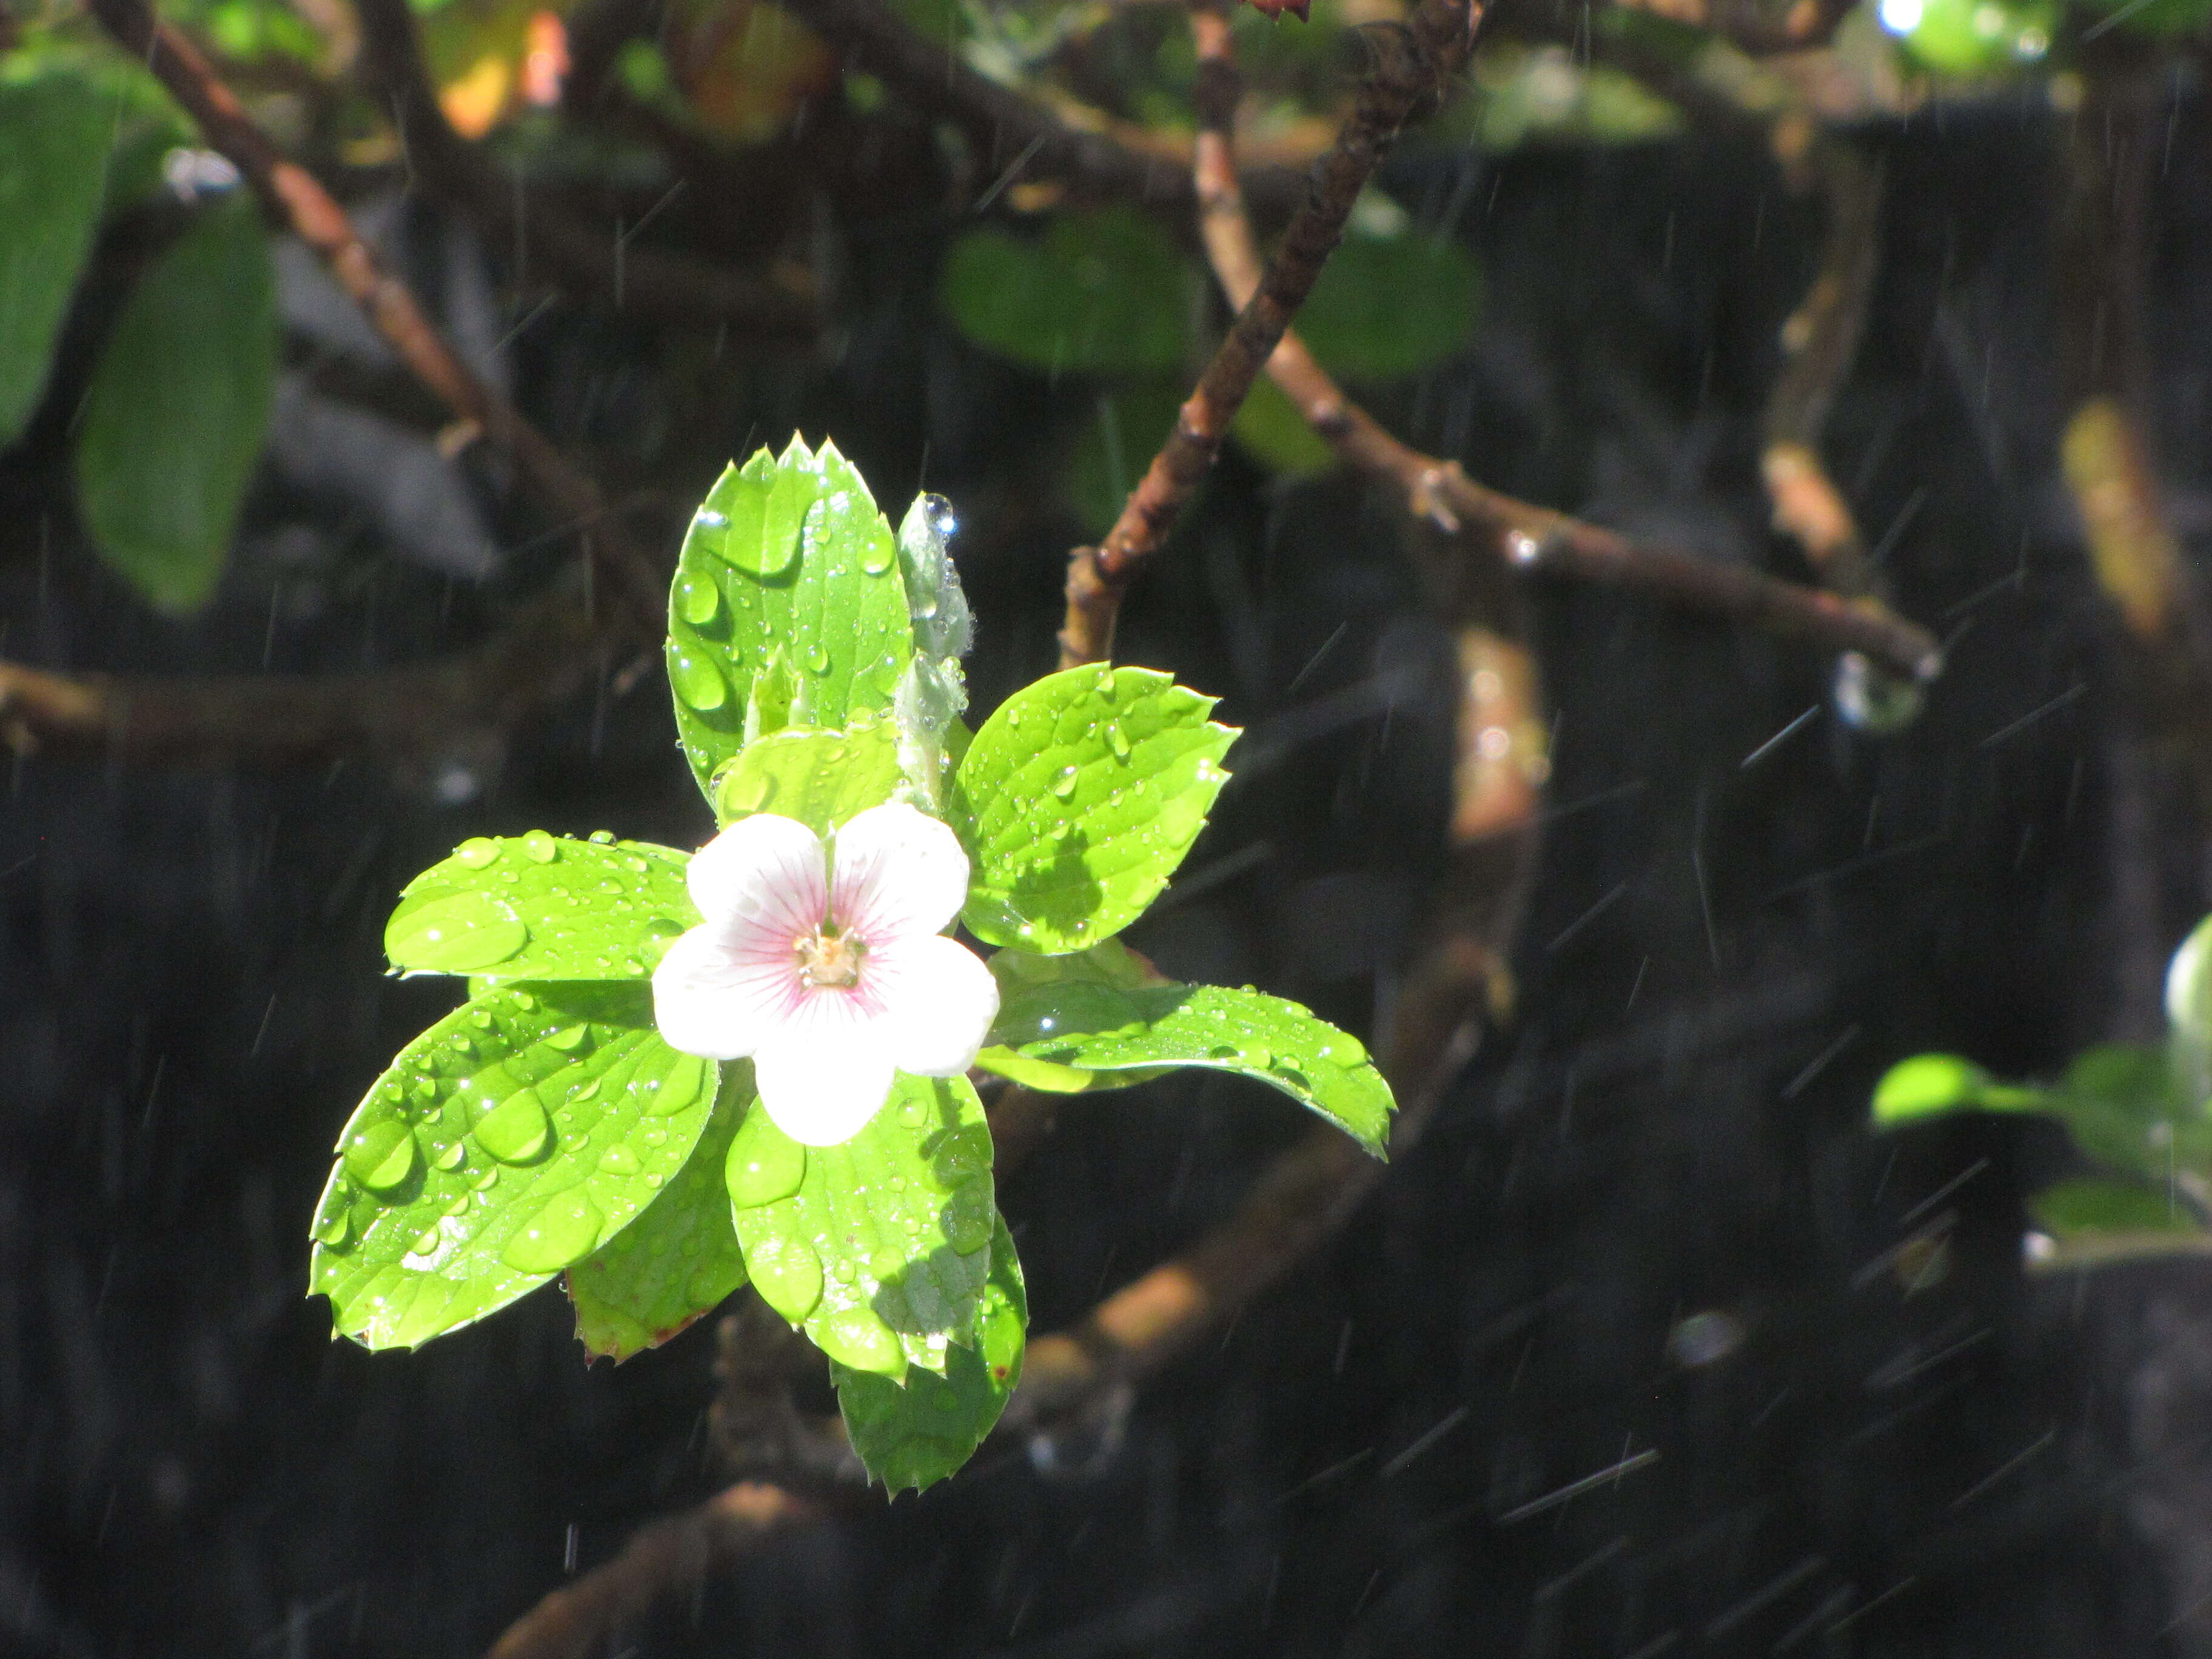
[480,1481,825,1659]
[1598,0,1862,54]
[1059,0,1486,667]
[84,0,669,642]
[347,0,817,338]
[1762,138,1885,601]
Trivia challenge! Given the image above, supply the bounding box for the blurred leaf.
[950,665,1237,952]
[833,1212,1025,1492]
[1230,372,1335,477]
[2068,0,2212,36]
[2029,1177,2202,1241]
[708,719,902,831]
[384,833,697,980]
[1062,382,1182,538]
[727,1075,994,1378]
[668,437,916,803]
[985,973,1393,1154]
[940,208,1191,377]
[670,0,836,142]
[308,982,720,1349]
[1441,44,1683,153]
[1886,0,2054,73]
[568,1068,750,1361]
[75,197,275,614]
[1298,229,1478,381]
[0,73,112,449]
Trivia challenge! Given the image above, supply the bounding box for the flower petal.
[831,802,970,945]
[870,933,1001,1078]
[651,925,800,1060]
[688,813,826,947]
[753,1026,898,1145]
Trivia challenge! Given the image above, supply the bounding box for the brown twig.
[346,0,816,340]
[480,1481,825,1659]
[1059,0,1485,667]
[1762,138,1885,602]
[84,0,669,642]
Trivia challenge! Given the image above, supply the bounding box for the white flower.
[651,802,1000,1145]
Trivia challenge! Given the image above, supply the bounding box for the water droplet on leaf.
[500,1191,605,1273]
[726,1111,806,1207]
[472,1089,552,1164]
[454,838,500,869]
[598,1144,642,1176]
[345,1121,418,1192]
[1050,766,1078,799]
[745,1233,823,1322]
[520,830,558,864]
[816,1305,903,1376]
[675,575,723,625]
[668,649,730,712]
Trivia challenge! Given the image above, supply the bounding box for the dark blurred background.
[7,24,2212,1655]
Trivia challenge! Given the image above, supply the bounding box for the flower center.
[794,924,865,989]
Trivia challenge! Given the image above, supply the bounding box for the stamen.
[794,925,865,989]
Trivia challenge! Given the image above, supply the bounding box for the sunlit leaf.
[309,982,720,1350]
[727,1074,993,1379]
[709,719,902,832]
[75,198,275,614]
[384,834,697,981]
[834,1213,1025,1493]
[568,1067,751,1361]
[983,964,1393,1155]
[950,665,1237,952]
[668,437,916,801]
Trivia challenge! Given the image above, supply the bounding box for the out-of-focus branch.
[0,589,602,777]
[1603,0,1860,54]
[2055,73,2212,808]
[480,1481,824,1659]
[1763,138,1884,601]
[348,0,816,338]
[84,0,669,640]
[1059,0,1485,667]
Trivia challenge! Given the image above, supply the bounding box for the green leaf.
[834,1212,1025,1493]
[568,1066,751,1361]
[986,969,1393,1156]
[1230,373,1336,478]
[709,719,902,833]
[2029,1177,2203,1241]
[1298,230,1478,383]
[728,1073,994,1380]
[668,437,916,800]
[0,73,110,448]
[75,196,275,614]
[950,665,1237,952]
[1869,1053,2005,1124]
[384,833,697,980]
[308,982,720,1350]
[939,208,1191,377]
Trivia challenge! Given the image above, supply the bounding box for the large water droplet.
[642,1054,712,1118]
[598,1143,642,1176]
[726,1110,806,1207]
[676,574,723,626]
[668,646,730,712]
[942,1185,993,1255]
[804,639,831,674]
[433,1139,466,1171]
[385,892,529,973]
[472,1089,552,1164]
[543,1023,591,1053]
[312,1205,352,1248]
[816,1305,904,1376]
[520,830,558,865]
[454,837,500,869]
[861,536,894,576]
[1050,766,1079,799]
[745,1233,823,1322]
[408,1223,445,1259]
[344,1120,418,1192]
[934,1125,992,1182]
[500,1191,605,1272]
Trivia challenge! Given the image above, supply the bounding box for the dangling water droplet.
[345,1121,418,1192]
[816,1305,903,1376]
[454,837,500,869]
[520,830,558,864]
[726,1111,806,1207]
[1104,723,1131,760]
[668,648,730,712]
[744,1233,823,1322]
[598,1143,642,1176]
[1050,766,1078,799]
[676,575,723,626]
[472,1089,552,1164]
[500,1191,605,1272]
[1094,665,1117,697]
